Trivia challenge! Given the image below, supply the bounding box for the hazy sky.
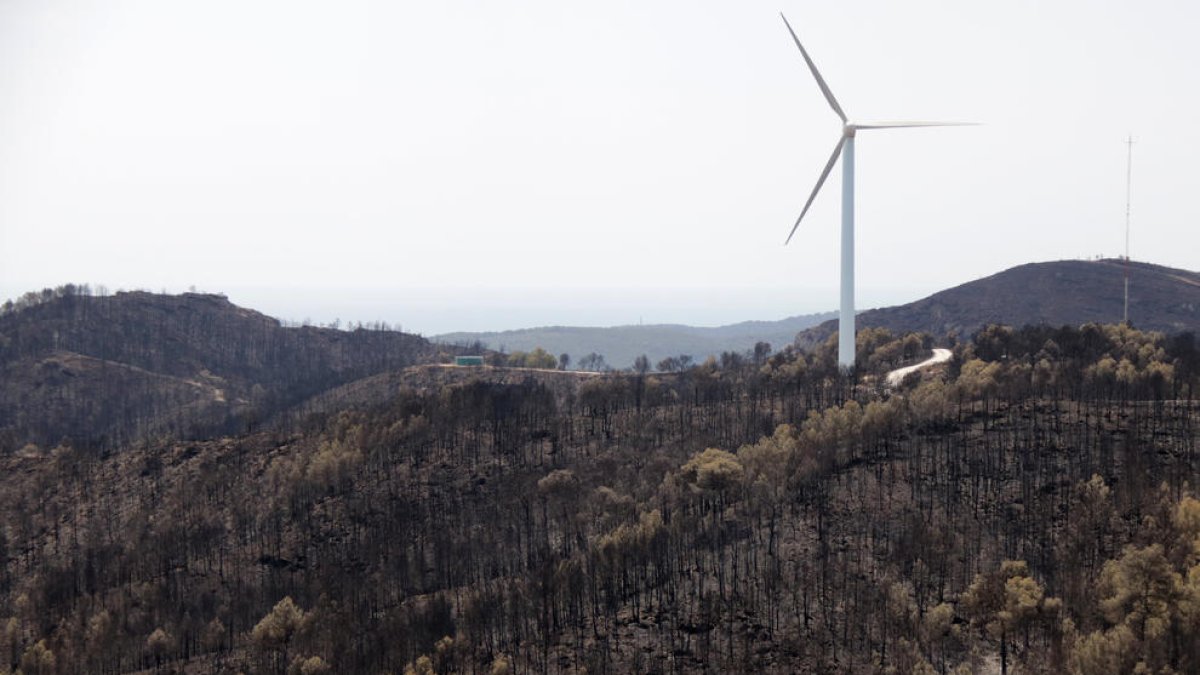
[2,0,1197,333]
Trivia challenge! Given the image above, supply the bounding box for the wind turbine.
[780,14,972,370]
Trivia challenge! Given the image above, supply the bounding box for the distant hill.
[8,258,1193,450]
[798,259,1200,347]
[435,312,836,370]
[0,287,437,451]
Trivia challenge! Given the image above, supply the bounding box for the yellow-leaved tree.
[1070,494,1200,673]
[680,448,744,504]
[961,560,1061,675]
[252,596,311,672]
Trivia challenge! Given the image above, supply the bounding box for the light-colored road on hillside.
[434,363,603,376]
[885,348,953,387]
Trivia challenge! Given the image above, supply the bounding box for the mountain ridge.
[435,311,836,369]
[0,287,438,451]
[436,259,1200,367]
[797,258,1200,348]
[4,257,1195,451]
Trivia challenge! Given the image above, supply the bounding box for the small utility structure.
[454,356,485,367]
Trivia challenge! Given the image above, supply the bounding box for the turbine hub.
[843,123,857,137]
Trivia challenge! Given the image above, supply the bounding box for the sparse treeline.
[0,323,1197,673]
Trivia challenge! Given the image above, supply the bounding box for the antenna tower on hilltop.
[1124,135,1134,325]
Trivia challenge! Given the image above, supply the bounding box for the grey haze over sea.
[185,285,932,335]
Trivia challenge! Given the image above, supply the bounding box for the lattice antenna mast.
[1124,135,1134,325]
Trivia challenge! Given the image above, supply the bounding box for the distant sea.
[219,285,933,335]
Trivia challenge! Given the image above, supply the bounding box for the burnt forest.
[1,289,1199,674]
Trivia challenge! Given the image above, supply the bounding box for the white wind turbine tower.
[780,14,973,370]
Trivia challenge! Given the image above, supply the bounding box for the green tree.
[961,561,1057,675]
[18,640,55,675]
[146,627,172,667]
[1070,624,1136,675]
[490,653,513,674]
[404,654,435,675]
[526,347,557,369]
[680,448,745,499]
[1096,545,1179,651]
[252,596,309,671]
[289,655,332,675]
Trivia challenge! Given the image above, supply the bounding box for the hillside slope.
[435,311,835,369]
[0,287,437,451]
[799,259,1200,346]
[0,323,1196,673]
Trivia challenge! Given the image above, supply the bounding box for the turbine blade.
[853,121,978,129]
[785,136,846,245]
[780,13,847,123]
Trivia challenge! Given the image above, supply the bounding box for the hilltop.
[435,311,835,370]
[0,286,438,451]
[799,258,1200,347]
[5,259,1194,451]
[435,260,1200,367]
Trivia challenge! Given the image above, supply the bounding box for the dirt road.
[885,348,952,387]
